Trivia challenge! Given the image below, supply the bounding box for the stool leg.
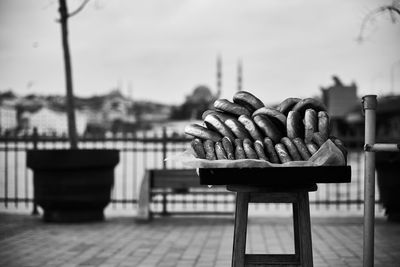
[232,192,249,267]
[292,202,301,262]
[296,191,313,267]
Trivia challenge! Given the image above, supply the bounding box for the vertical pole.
[31,128,39,215]
[4,132,8,208]
[217,54,222,98]
[122,131,127,209]
[362,95,377,267]
[237,59,242,92]
[162,127,167,169]
[161,192,168,216]
[14,137,18,208]
[33,127,38,150]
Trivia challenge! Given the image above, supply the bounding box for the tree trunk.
[59,0,78,149]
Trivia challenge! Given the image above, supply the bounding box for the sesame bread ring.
[201,109,235,122]
[318,111,330,140]
[234,139,246,159]
[222,137,235,160]
[312,132,327,147]
[292,98,327,115]
[306,142,319,155]
[292,137,311,160]
[238,114,264,142]
[304,108,318,143]
[204,114,236,142]
[252,107,286,133]
[215,141,228,160]
[233,91,265,112]
[214,99,251,117]
[184,124,222,142]
[263,137,280,163]
[275,143,292,163]
[225,118,252,140]
[277,97,301,115]
[243,138,258,159]
[254,140,269,161]
[330,136,344,146]
[286,111,304,139]
[191,138,206,159]
[253,115,282,144]
[203,139,217,160]
[281,137,302,161]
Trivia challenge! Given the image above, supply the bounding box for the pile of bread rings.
[184,91,347,163]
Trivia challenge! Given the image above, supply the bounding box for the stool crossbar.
[228,184,317,267]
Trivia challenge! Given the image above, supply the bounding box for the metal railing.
[362,95,400,267]
[0,127,376,214]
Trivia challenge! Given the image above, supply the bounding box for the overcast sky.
[0,0,399,105]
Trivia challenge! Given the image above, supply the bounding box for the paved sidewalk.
[0,213,399,267]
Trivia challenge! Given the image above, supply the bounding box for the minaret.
[237,59,242,92]
[216,54,222,98]
[128,81,132,97]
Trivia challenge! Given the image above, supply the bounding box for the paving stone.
[0,214,399,266]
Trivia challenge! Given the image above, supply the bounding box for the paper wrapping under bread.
[167,139,346,168]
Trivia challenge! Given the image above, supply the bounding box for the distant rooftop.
[321,76,358,119]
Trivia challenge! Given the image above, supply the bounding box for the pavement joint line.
[0,214,399,266]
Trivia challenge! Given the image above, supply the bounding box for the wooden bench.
[136,169,234,221]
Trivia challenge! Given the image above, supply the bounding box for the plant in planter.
[374,98,400,222]
[27,0,119,222]
[376,151,400,222]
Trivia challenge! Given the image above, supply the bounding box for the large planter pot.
[376,151,400,222]
[27,149,119,222]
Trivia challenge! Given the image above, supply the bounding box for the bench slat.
[151,169,202,189]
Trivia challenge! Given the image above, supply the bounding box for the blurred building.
[187,85,215,104]
[345,94,400,142]
[139,105,171,122]
[24,107,87,135]
[85,90,137,135]
[171,85,217,120]
[101,90,134,123]
[320,76,359,137]
[374,95,400,141]
[0,103,17,133]
[321,76,358,119]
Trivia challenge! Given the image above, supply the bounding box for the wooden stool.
[227,184,317,267]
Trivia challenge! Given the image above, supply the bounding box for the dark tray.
[198,166,351,186]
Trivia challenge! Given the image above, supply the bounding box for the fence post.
[161,127,168,214]
[4,132,9,208]
[32,127,38,150]
[162,127,167,169]
[31,127,39,215]
[161,192,168,216]
[362,95,377,267]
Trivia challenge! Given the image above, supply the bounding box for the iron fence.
[0,129,379,215]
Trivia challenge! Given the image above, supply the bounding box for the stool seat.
[227,184,318,193]
[228,184,315,267]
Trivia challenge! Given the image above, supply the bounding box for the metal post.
[161,192,168,216]
[31,128,39,215]
[162,127,167,169]
[362,95,377,267]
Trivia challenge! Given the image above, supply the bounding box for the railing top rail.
[0,136,192,143]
